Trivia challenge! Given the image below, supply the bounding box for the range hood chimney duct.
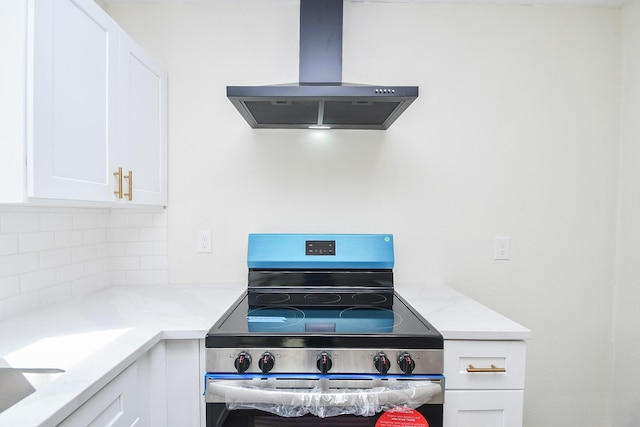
[299,0,342,84]
[226,0,418,130]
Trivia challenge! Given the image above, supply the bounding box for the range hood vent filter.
[244,99,403,127]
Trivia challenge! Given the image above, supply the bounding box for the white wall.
[613,1,640,425]
[106,2,621,426]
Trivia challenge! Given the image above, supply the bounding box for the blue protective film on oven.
[204,372,444,384]
[203,373,445,394]
[247,234,394,269]
[246,306,395,333]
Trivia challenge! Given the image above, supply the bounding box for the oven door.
[205,374,444,427]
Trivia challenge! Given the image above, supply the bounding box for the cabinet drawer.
[444,390,524,427]
[444,340,526,390]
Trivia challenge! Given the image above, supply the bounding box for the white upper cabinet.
[0,0,167,206]
[117,31,168,206]
[29,0,119,202]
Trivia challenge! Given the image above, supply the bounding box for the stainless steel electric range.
[204,234,444,427]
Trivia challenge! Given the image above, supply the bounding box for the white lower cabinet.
[444,340,526,427]
[58,362,142,427]
[59,340,203,427]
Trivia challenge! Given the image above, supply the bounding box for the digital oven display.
[305,240,335,256]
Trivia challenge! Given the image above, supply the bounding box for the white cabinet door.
[59,362,141,427]
[28,0,119,202]
[58,343,168,427]
[444,390,524,427]
[116,31,168,206]
[0,0,29,203]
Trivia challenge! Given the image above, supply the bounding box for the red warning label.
[375,408,429,427]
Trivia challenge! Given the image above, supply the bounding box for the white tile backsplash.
[0,234,18,256]
[19,231,55,252]
[41,212,73,231]
[109,227,140,242]
[110,209,168,287]
[111,256,140,271]
[125,241,154,256]
[73,213,99,229]
[56,263,84,283]
[0,206,168,320]
[20,269,57,293]
[124,212,154,227]
[39,248,72,270]
[0,276,20,300]
[71,245,98,263]
[54,229,84,248]
[0,212,40,233]
[0,253,39,277]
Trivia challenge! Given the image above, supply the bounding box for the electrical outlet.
[198,230,212,253]
[494,236,510,260]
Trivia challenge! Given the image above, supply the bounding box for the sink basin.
[0,367,65,413]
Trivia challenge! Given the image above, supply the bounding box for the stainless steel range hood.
[227,0,418,130]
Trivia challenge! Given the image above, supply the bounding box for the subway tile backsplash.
[110,210,168,286]
[0,206,168,320]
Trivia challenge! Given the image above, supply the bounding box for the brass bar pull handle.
[113,167,123,199]
[467,364,506,373]
[124,170,133,201]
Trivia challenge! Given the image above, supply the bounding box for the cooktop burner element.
[254,293,291,304]
[339,306,402,330]
[303,293,342,304]
[351,292,389,305]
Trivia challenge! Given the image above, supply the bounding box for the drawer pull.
[466,364,506,373]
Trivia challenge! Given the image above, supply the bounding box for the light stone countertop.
[0,284,530,426]
[396,284,532,340]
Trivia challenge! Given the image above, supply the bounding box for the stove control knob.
[397,352,416,375]
[234,352,252,374]
[316,352,333,374]
[374,352,391,375]
[258,352,275,374]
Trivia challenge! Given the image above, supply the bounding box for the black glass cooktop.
[205,291,443,350]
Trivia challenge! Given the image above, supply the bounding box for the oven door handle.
[206,380,442,407]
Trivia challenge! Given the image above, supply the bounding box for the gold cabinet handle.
[467,364,506,373]
[113,167,123,199]
[124,170,133,201]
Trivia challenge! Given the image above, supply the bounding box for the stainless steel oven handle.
[207,380,442,407]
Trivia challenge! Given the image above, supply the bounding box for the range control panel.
[206,348,443,376]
